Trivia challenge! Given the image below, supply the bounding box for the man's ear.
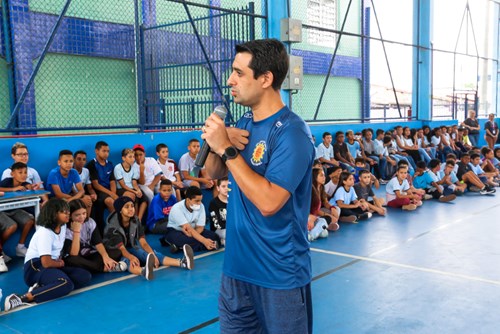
[260,71,274,89]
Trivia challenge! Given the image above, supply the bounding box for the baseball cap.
[133,144,145,152]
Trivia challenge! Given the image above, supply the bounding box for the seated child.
[146,179,177,234]
[413,160,456,202]
[456,153,495,194]
[86,141,118,233]
[353,169,386,216]
[114,148,147,221]
[480,147,500,176]
[104,196,194,281]
[178,139,214,190]
[330,171,372,223]
[0,162,36,261]
[324,166,342,199]
[133,144,163,203]
[73,150,97,217]
[64,199,126,273]
[437,160,467,195]
[156,143,183,200]
[385,166,422,211]
[164,186,220,252]
[2,142,44,190]
[46,150,92,210]
[354,157,380,189]
[311,169,339,231]
[209,178,229,246]
[3,199,92,312]
[307,214,329,242]
[469,153,498,187]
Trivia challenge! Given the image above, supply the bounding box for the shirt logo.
[251,141,266,166]
[243,112,252,118]
[276,121,282,128]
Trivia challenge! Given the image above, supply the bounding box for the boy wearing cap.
[132,144,163,204]
[104,196,194,280]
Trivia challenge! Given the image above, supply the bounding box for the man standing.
[203,39,314,333]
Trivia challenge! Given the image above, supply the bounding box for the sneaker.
[455,189,464,196]
[180,244,194,270]
[327,222,339,231]
[439,194,456,202]
[1,252,12,263]
[0,256,8,273]
[402,204,417,211]
[142,253,155,280]
[16,245,28,257]
[319,229,329,238]
[110,261,128,272]
[213,240,220,251]
[358,212,373,220]
[307,233,313,242]
[339,215,358,223]
[480,186,496,195]
[379,179,389,185]
[4,294,27,312]
[423,194,433,200]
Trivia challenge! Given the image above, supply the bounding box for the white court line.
[311,247,500,286]
[0,249,224,316]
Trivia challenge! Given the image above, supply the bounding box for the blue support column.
[361,1,371,121]
[493,4,499,116]
[412,0,432,121]
[267,0,290,107]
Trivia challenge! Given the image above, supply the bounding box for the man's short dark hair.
[59,150,73,159]
[95,141,109,150]
[188,138,200,145]
[376,129,385,136]
[185,186,202,199]
[358,169,371,177]
[11,162,27,171]
[160,179,172,187]
[322,132,331,139]
[74,150,86,158]
[217,177,229,186]
[235,39,288,91]
[156,143,168,153]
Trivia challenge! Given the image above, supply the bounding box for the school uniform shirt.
[346,141,361,159]
[324,180,338,197]
[1,166,44,188]
[86,158,115,189]
[316,143,335,161]
[224,106,314,290]
[437,170,459,184]
[46,167,82,197]
[146,193,177,231]
[353,183,374,201]
[386,177,410,202]
[374,138,385,156]
[73,168,91,193]
[157,158,180,182]
[64,218,101,257]
[362,139,376,155]
[167,199,206,231]
[468,163,485,176]
[412,171,434,189]
[178,153,199,180]
[439,162,459,173]
[25,225,67,263]
[431,136,441,147]
[209,196,227,231]
[114,163,139,189]
[331,186,357,206]
[133,157,162,186]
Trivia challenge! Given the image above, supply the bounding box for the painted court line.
[0,249,224,316]
[311,247,500,286]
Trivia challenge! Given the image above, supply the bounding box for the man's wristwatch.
[221,146,239,163]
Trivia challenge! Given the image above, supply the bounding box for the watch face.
[225,146,238,158]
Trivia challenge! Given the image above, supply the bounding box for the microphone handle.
[195,141,211,167]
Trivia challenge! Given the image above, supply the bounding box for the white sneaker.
[16,245,28,257]
[4,294,28,312]
[423,194,433,200]
[110,261,128,272]
[2,253,12,263]
[0,256,8,273]
[180,244,194,270]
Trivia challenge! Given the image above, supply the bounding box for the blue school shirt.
[412,171,434,189]
[46,167,81,196]
[224,106,314,290]
[146,193,177,231]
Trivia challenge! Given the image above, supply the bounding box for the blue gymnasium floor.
[1,188,500,333]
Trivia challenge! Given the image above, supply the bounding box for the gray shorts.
[0,209,34,233]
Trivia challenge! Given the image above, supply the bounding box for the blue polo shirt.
[146,193,177,230]
[86,158,115,189]
[46,167,81,196]
[223,106,314,290]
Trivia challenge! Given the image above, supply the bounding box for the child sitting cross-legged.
[413,160,456,202]
[353,169,386,216]
[330,171,372,223]
[103,196,194,281]
[437,159,467,195]
[386,166,423,211]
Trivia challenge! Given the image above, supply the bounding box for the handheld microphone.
[195,105,228,167]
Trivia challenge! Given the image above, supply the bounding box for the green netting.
[0,57,11,128]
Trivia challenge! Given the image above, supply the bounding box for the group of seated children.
[0,139,226,276]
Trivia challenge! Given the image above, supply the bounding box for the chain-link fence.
[0,2,12,130]
[140,0,266,131]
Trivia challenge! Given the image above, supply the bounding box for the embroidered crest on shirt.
[251,141,266,166]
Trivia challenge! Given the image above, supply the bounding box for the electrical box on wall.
[282,55,303,90]
[280,18,302,43]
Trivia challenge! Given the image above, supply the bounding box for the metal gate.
[138,0,267,131]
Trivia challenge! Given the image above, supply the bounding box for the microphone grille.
[214,105,228,120]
